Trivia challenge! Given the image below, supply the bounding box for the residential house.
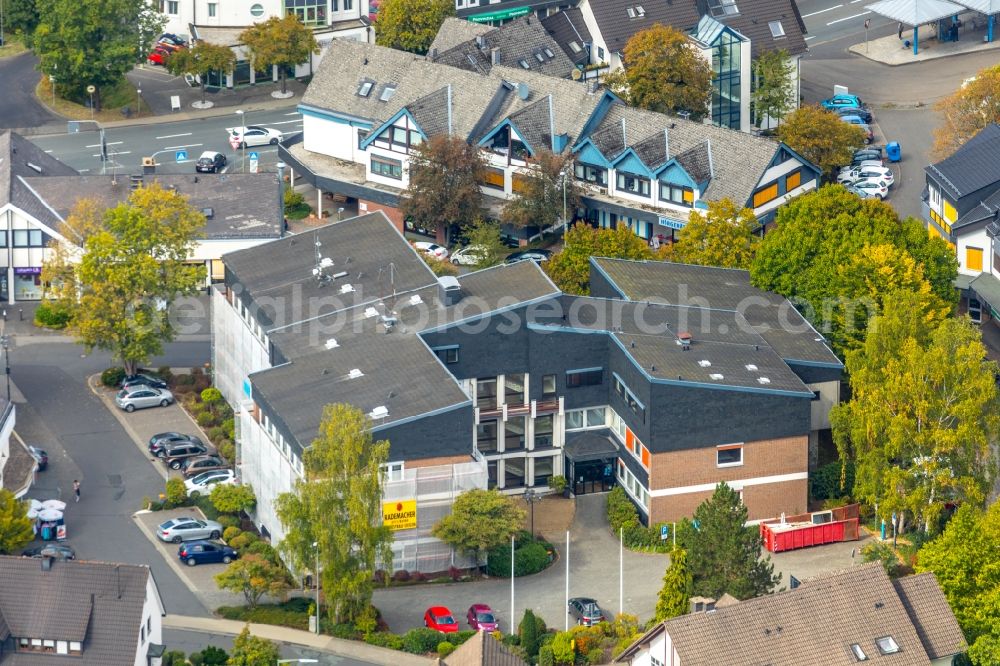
[616,562,965,666]
[213,211,840,572]
[279,39,819,245]
[924,123,1000,327]
[0,130,284,301]
[0,556,165,666]
[442,631,528,665]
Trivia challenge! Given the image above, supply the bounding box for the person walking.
[73,480,80,502]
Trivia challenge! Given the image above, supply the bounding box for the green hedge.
[34,300,71,329]
[486,532,553,577]
[607,487,671,552]
[101,367,126,387]
[810,461,855,501]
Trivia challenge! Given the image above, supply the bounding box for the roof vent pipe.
[677,331,692,350]
[438,275,462,306]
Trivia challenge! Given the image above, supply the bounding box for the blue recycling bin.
[887,141,901,162]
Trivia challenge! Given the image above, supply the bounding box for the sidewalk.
[849,14,1000,65]
[163,615,434,666]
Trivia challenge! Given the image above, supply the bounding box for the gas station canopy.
[953,0,1000,14]
[865,0,966,25]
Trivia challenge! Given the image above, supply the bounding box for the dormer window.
[660,183,694,207]
[357,80,374,97]
[636,5,645,14]
[708,0,739,16]
[617,172,650,197]
[543,47,555,58]
[626,6,636,17]
[518,59,530,69]
[17,638,83,655]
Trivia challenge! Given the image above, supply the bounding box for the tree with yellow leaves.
[239,15,319,95]
[777,105,866,178]
[665,198,758,269]
[931,64,1000,160]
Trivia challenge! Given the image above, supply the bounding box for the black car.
[834,105,873,124]
[158,32,187,47]
[22,543,75,560]
[504,249,553,265]
[121,373,168,390]
[28,446,48,471]
[149,432,203,455]
[195,151,227,173]
[160,442,212,469]
[568,597,605,626]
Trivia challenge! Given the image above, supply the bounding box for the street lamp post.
[1,335,10,401]
[312,541,320,635]
[235,109,246,173]
[524,488,539,538]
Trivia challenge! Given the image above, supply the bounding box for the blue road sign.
[175,150,188,162]
[249,151,259,161]
[660,524,669,540]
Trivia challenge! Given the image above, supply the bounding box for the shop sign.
[469,6,530,22]
[14,267,42,275]
[382,499,417,530]
[658,217,685,230]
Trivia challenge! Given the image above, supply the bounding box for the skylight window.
[757,377,771,385]
[324,338,339,350]
[409,294,423,305]
[369,405,389,419]
[709,373,724,380]
[708,0,739,17]
[850,644,868,661]
[348,368,364,379]
[543,47,555,58]
[379,84,397,102]
[519,59,530,69]
[569,40,582,53]
[769,20,785,37]
[534,52,545,63]
[875,637,899,655]
[340,283,354,294]
[357,80,374,97]
[636,5,646,15]
[626,6,636,18]
[745,364,758,371]
[698,360,712,367]
[364,307,379,318]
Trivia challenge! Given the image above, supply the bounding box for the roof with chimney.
[0,556,159,666]
[541,8,593,65]
[616,563,965,666]
[585,0,702,54]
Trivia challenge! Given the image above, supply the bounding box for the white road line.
[805,35,817,40]
[85,141,123,148]
[78,169,90,173]
[44,150,53,153]
[284,112,301,116]
[828,10,871,24]
[270,120,303,125]
[92,151,132,157]
[156,132,192,139]
[162,143,203,150]
[801,4,842,17]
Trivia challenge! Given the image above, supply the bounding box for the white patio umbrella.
[37,508,63,522]
[28,499,42,511]
[41,499,66,511]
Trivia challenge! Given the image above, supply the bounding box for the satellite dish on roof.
[571,68,582,81]
[517,82,530,100]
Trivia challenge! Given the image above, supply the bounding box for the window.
[613,374,645,420]
[616,459,649,508]
[519,59,530,69]
[533,456,554,486]
[708,0,739,16]
[850,644,867,661]
[505,456,526,487]
[586,407,605,427]
[717,445,743,467]
[434,346,459,364]
[379,84,397,102]
[29,229,42,246]
[57,641,68,655]
[785,170,801,190]
[574,163,608,187]
[753,182,779,207]
[541,374,556,397]
[569,41,582,53]
[481,166,505,190]
[371,155,402,180]
[0,231,6,247]
[969,297,983,324]
[768,20,785,37]
[505,416,526,451]
[249,3,264,15]
[208,2,216,16]
[12,230,27,247]
[535,414,554,448]
[565,410,584,430]
[566,368,602,387]
[875,637,899,655]
[166,0,178,12]
[141,626,146,642]
[477,420,498,453]
[477,378,497,410]
[967,246,984,271]
[812,390,821,401]
[651,657,665,666]
[616,172,650,197]
[344,0,352,8]
[384,461,404,481]
[505,373,526,405]
[659,183,693,207]
[597,46,605,60]
[357,80,374,97]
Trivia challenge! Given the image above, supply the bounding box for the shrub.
[207,426,226,442]
[217,515,240,529]
[194,375,212,392]
[223,526,243,543]
[157,366,173,382]
[160,650,187,666]
[177,373,196,386]
[392,569,411,583]
[810,461,855,501]
[520,609,540,659]
[284,187,305,212]
[539,645,555,666]
[448,565,462,581]
[586,647,605,664]
[217,440,235,463]
[424,255,459,276]
[549,475,568,494]
[437,641,456,658]
[551,632,575,665]
[34,300,72,329]
[191,366,204,376]
[228,534,251,550]
[862,540,902,578]
[188,652,204,666]
[453,630,476,646]
[402,627,446,654]
[607,487,640,532]
[164,477,188,507]
[196,411,216,427]
[364,632,404,650]
[217,602,309,631]
[196,646,228,665]
[201,387,223,407]
[222,417,235,440]
[373,569,386,584]
[486,537,552,577]
[411,571,426,582]
[244,540,281,566]
[211,483,256,514]
[101,367,126,387]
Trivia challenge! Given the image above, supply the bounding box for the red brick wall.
[358,199,405,234]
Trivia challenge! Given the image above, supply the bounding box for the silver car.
[156,516,224,543]
[115,385,174,412]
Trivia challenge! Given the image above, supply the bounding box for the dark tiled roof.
[432,15,577,78]
[926,123,1000,198]
[541,8,592,65]
[953,187,1000,231]
[0,131,78,209]
[590,258,842,366]
[717,0,809,57]
[0,557,153,666]
[407,87,454,137]
[588,0,702,54]
[429,17,492,54]
[445,630,529,666]
[509,96,555,153]
[893,574,967,661]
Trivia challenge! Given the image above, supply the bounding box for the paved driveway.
[0,52,60,130]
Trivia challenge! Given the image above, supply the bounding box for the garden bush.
[101,367,126,387]
[217,602,309,630]
[437,641,456,658]
[164,477,187,507]
[243,540,281,565]
[228,534,251,550]
[223,526,242,543]
[862,540,902,578]
[392,569,411,583]
[606,487,671,552]
[587,647,605,664]
[402,627,446,654]
[217,440,235,463]
[453,630,476,646]
[364,632,404,650]
[538,645,555,666]
[157,366,173,383]
[810,461,855,502]
[207,426,226,442]
[487,535,553,577]
[216,515,240,529]
[160,651,187,666]
[549,475,568,494]
[196,411,216,428]
[177,373,196,387]
[34,300,71,329]
[222,417,235,440]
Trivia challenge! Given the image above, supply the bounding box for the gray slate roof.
[428,17,493,54]
[892,574,967,661]
[585,102,780,205]
[431,15,577,78]
[445,630,529,666]
[0,557,153,666]
[954,186,1000,231]
[541,8,593,65]
[18,173,283,240]
[619,564,964,666]
[587,0,702,53]
[591,258,842,367]
[716,0,809,57]
[926,123,1000,199]
[0,131,79,232]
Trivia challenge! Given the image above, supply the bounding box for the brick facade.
[357,199,406,235]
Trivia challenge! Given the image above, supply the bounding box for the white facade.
[135,573,166,666]
[157,0,371,39]
[0,206,66,302]
[0,403,14,494]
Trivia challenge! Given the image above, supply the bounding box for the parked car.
[414,242,449,259]
[227,125,283,148]
[177,540,238,566]
[158,33,188,47]
[451,245,487,266]
[180,455,228,478]
[844,159,885,171]
[568,597,605,626]
[156,516,223,543]
[28,446,48,471]
[833,105,873,123]
[845,179,889,200]
[160,442,212,469]
[467,604,499,631]
[822,94,865,110]
[423,606,459,633]
[115,385,174,412]
[184,469,237,496]
[840,115,874,143]
[22,543,75,560]
[837,166,894,187]
[195,151,227,173]
[504,249,553,265]
[121,373,168,390]
[149,432,203,456]
[147,43,183,66]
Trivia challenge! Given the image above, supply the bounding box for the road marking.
[270,120,303,125]
[801,4,842,17]
[85,141,123,148]
[92,151,131,157]
[44,150,53,153]
[284,111,301,116]
[828,9,871,23]
[78,169,90,173]
[805,35,817,40]
[162,143,203,150]
[156,132,192,139]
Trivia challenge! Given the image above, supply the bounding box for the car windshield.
[438,615,455,624]
[476,613,495,623]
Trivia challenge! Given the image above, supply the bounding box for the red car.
[467,604,499,632]
[424,606,459,633]
[147,43,183,65]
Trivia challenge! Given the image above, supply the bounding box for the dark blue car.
[177,540,238,567]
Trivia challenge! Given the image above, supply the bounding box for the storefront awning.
[954,273,975,291]
[866,0,965,25]
[468,6,531,22]
[970,272,1000,312]
[564,430,619,462]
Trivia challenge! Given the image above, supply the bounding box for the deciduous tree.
[375,0,454,54]
[0,489,33,554]
[432,488,525,564]
[275,404,393,630]
[684,483,780,599]
[502,149,579,231]
[777,105,866,177]
[655,548,692,621]
[226,626,280,666]
[41,185,205,375]
[33,0,164,108]
[545,223,653,295]
[214,554,290,609]
[4,0,40,36]
[751,49,795,128]
[931,64,1000,160]
[401,135,485,244]
[210,483,257,513]
[461,219,506,269]
[611,24,713,120]
[664,198,758,269]
[164,42,237,106]
[239,15,319,95]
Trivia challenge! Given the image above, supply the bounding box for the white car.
[451,245,487,266]
[842,160,884,172]
[227,125,283,148]
[846,178,889,200]
[837,166,894,187]
[184,469,237,496]
[414,242,449,259]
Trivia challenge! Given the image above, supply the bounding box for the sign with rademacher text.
[382,500,417,530]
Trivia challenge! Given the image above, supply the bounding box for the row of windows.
[612,373,645,422]
[371,155,402,180]
[610,409,649,470]
[565,406,607,430]
[752,170,801,208]
[17,638,82,655]
[476,413,554,453]
[0,229,46,247]
[617,459,649,509]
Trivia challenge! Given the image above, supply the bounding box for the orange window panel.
[625,429,635,453]
[641,445,650,468]
[785,170,801,190]
[753,183,779,208]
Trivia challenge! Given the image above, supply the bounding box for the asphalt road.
[0,52,59,130]
[164,629,373,665]
[797,0,895,46]
[28,106,301,176]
